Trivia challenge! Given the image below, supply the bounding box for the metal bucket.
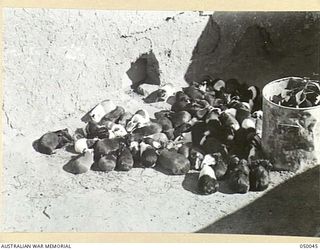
[262,77,320,171]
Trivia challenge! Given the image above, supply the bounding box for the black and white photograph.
[2,8,320,237]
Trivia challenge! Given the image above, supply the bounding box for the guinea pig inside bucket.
[262,77,320,172]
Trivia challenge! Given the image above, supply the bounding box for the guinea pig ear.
[62,129,74,142]
[55,129,73,142]
[248,86,259,100]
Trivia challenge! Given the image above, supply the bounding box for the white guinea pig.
[74,138,98,154]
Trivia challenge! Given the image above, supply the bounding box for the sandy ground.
[2,91,319,235]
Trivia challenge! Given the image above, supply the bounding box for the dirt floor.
[2,90,319,236]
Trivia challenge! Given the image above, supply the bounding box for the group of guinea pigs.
[36,76,274,195]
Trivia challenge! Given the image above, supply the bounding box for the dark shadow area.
[184,15,220,84]
[153,164,174,176]
[32,139,40,153]
[126,51,160,89]
[153,163,191,176]
[90,162,101,172]
[190,16,221,61]
[217,180,235,194]
[65,144,77,154]
[62,154,83,174]
[182,172,199,194]
[81,104,97,123]
[196,166,320,236]
[184,12,320,89]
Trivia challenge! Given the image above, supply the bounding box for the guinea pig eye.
[189,155,195,161]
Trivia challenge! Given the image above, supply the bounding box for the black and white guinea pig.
[178,143,204,170]
[198,164,219,195]
[139,141,158,168]
[117,111,133,127]
[74,138,99,154]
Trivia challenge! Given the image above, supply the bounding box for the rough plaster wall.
[4,9,208,137]
[4,10,320,137]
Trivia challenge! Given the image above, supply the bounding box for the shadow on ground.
[182,172,199,194]
[196,166,320,236]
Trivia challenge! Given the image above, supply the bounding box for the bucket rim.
[262,76,320,111]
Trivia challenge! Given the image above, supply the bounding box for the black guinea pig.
[85,120,109,139]
[93,138,122,162]
[140,142,158,168]
[116,143,134,171]
[249,159,272,191]
[182,86,204,100]
[169,111,192,128]
[154,110,172,120]
[175,91,191,102]
[201,136,228,158]
[225,78,241,96]
[99,106,125,125]
[154,116,173,132]
[231,127,257,159]
[173,123,192,139]
[249,165,269,191]
[93,152,117,172]
[37,128,73,155]
[212,153,228,180]
[143,89,167,103]
[171,99,190,113]
[157,149,190,175]
[229,170,250,194]
[226,156,250,193]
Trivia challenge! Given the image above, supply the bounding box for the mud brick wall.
[4,9,319,136]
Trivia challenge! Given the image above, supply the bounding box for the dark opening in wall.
[126,51,160,90]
